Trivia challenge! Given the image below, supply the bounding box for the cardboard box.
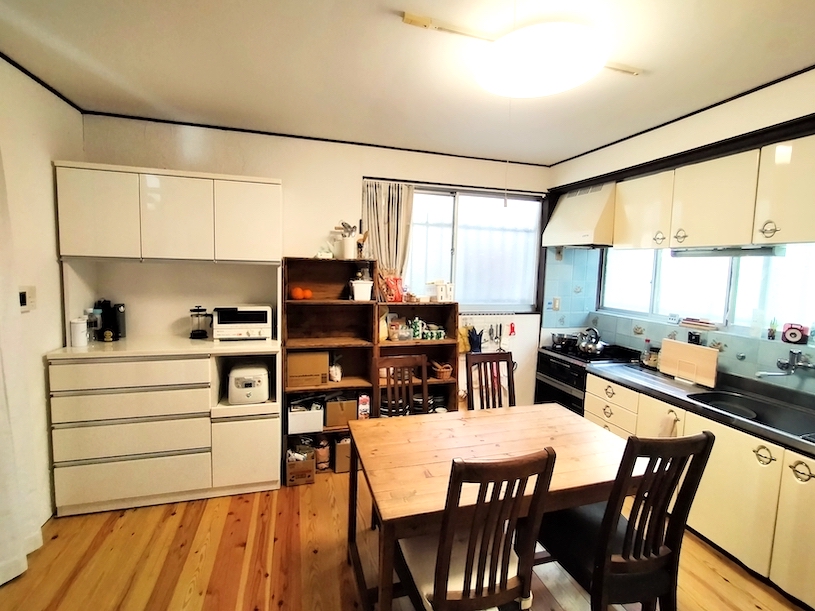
[288,407,324,434]
[334,439,351,473]
[287,352,329,387]
[286,448,315,486]
[326,399,357,428]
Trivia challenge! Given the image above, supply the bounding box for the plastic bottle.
[84,308,99,342]
[640,338,651,366]
[809,323,815,347]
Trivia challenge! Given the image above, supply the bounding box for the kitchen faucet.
[756,349,815,377]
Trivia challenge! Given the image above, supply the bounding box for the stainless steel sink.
[688,390,815,437]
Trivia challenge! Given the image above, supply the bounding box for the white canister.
[70,317,89,347]
[351,279,373,301]
[340,236,357,260]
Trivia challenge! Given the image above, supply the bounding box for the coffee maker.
[94,299,125,341]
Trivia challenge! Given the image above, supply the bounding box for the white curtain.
[361,180,414,276]
[0,146,36,585]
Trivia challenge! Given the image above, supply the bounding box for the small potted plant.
[768,317,778,341]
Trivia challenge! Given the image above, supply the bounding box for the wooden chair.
[538,431,715,611]
[395,447,557,611]
[465,351,516,410]
[378,354,430,417]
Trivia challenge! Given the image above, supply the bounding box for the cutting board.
[658,339,718,388]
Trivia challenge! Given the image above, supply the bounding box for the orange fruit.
[291,287,304,300]
[303,288,313,299]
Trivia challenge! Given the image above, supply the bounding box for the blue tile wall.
[541,247,600,329]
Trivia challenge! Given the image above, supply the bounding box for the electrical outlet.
[552,297,561,311]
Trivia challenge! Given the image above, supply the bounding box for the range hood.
[542,183,615,247]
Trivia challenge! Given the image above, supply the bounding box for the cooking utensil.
[551,332,579,348]
[577,327,601,353]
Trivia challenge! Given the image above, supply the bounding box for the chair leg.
[657,590,677,611]
[641,600,657,611]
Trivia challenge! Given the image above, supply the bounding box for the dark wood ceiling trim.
[0,50,83,112]
[550,111,815,197]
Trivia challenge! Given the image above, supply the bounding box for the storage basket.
[430,360,453,380]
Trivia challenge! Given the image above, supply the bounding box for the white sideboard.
[48,338,282,516]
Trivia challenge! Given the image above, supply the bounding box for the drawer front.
[50,358,210,392]
[54,452,212,510]
[51,387,211,424]
[585,392,637,434]
[585,411,630,439]
[52,417,211,463]
[586,374,639,412]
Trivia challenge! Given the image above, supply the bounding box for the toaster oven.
[212,305,273,340]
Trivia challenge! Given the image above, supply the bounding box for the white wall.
[82,116,553,258]
[552,69,815,186]
[0,59,84,530]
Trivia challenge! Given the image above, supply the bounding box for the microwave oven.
[212,305,273,340]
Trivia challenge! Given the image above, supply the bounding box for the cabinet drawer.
[51,387,210,423]
[52,417,211,463]
[54,452,212,511]
[585,411,630,439]
[585,392,637,434]
[50,358,210,392]
[212,416,281,488]
[586,375,639,412]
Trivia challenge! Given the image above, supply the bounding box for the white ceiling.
[2,0,815,166]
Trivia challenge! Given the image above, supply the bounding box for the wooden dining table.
[346,402,635,611]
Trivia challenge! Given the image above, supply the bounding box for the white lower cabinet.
[212,415,281,488]
[585,375,639,439]
[769,449,815,608]
[684,412,784,576]
[635,395,685,437]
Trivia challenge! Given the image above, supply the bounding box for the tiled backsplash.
[540,246,815,395]
[587,310,815,396]
[541,248,601,328]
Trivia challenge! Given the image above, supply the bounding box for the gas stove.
[535,344,640,415]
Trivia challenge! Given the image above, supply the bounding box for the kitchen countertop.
[587,361,815,459]
[47,336,281,360]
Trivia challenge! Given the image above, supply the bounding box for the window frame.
[406,186,546,314]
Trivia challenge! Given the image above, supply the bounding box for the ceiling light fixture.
[403,12,640,98]
[473,21,611,98]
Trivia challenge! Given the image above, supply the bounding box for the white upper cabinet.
[754,134,815,244]
[670,150,760,248]
[215,180,282,261]
[140,174,214,260]
[56,167,141,258]
[614,171,674,249]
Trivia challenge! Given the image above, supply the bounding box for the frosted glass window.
[654,251,730,320]
[402,192,454,295]
[602,249,654,312]
[404,190,542,310]
[732,243,815,329]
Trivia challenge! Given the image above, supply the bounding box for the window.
[404,190,542,311]
[602,244,815,329]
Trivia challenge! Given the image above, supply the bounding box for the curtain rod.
[363,176,546,197]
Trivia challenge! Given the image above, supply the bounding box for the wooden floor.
[0,471,804,611]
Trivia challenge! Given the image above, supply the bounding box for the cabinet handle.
[790,460,813,482]
[753,445,777,465]
[667,409,681,423]
[603,405,614,418]
[603,425,610,431]
[604,385,615,398]
[653,231,666,245]
[673,228,688,243]
[758,220,780,238]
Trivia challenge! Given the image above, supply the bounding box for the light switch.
[552,297,561,311]
[19,286,36,313]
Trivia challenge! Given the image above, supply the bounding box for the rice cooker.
[228,364,269,405]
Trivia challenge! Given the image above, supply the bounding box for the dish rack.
[431,360,453,380]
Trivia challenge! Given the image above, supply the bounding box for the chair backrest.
[465,351,516,410]
[377,354,429,417]
[432,447,556,611]
[594,432,715,600]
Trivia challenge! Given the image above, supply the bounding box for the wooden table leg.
[348,438,359,560]
[378,520,395,611]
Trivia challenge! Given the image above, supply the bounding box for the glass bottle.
[640,338,651,366]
